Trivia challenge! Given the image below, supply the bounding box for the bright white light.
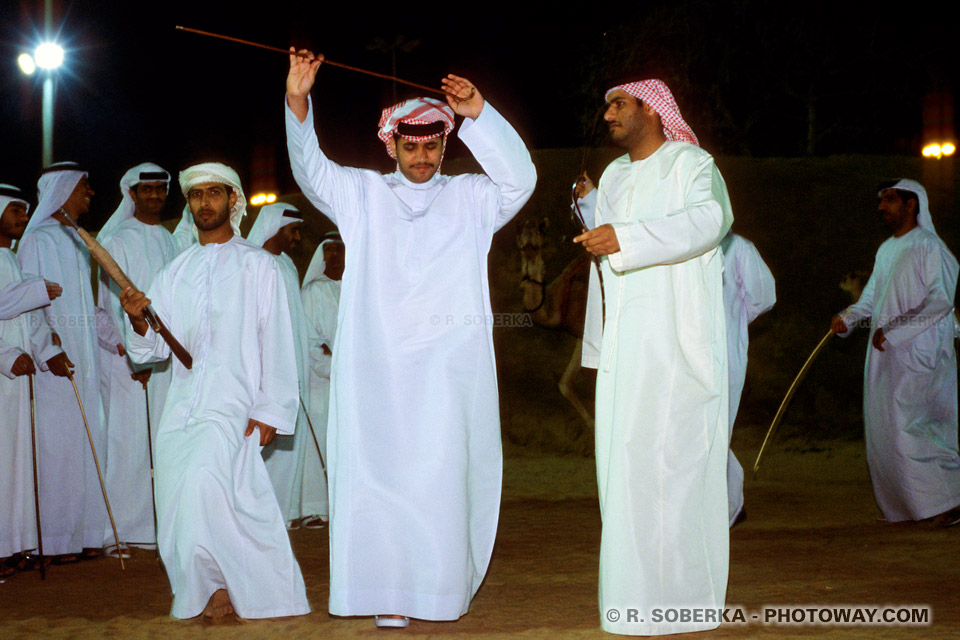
[250,194,267,205]
[34,43,64,70]
[18,53,36,75]
[265,194,277,203]
[922,144,941,158]
[942,143,956,156]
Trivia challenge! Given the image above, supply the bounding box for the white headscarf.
[881,179,936,235]
[23,162,86,235]
[98,162,170,243]
[0,184,30,218]
[303,232,343,288]
[173,162,247,246]
[0,184,30,251]
[246,203,302,248]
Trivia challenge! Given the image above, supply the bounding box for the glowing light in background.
[922,142,956,159]
[18,53,36,75]
[34,42,64,69]
[249,193,277,206]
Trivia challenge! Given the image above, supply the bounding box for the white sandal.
[374,615,409,628]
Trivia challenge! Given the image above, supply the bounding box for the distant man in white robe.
[17,162,110,562]
[96,163,177,554]
[831,179,960,527]
[120,162,309,621]
[0,184,67,575]
[575,78,733,635]
[286,50,536,627]
[300,231,344,529]
[720,232,775,527]
[247,203,327,529]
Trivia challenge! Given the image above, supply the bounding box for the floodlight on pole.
[17,41,64,168]
[34,42,64,69]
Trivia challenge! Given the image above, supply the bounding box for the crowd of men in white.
[0,51,958,636]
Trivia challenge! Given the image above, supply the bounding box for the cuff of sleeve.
[250,404,296,436]
[285,94,314,134]
[0,349,24,379]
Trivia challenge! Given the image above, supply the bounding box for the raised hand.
[442,75,484,119]
[287,48,323,122]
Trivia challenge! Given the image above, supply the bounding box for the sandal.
[300,515,328,529]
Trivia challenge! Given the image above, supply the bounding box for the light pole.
[18,42,65,168]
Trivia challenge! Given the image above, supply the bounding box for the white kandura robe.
[0,248,61,557]
[286,96,536,619]
[125,236,309,619]
[17,220,108,555]
[300,272,341,520]
[839,226,960,521]
[261,251,327,523]
[0,276,49,320]
[582,141,733,636]
[720,233,776,526]
[97,218,176,546]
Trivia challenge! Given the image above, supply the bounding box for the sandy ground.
[1,426,957,640]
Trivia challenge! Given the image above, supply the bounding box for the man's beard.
[193,204,231,231]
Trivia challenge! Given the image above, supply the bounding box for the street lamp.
[18,42,65,168]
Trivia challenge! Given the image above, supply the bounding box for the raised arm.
[453,78,537,230]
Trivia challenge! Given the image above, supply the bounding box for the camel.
[517,217,594,431]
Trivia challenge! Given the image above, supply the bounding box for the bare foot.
[202,589,235,620]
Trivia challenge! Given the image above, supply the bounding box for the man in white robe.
[832,179,960,527]
[720,232,775,527]
[17,162,110,561]
[0,185,65,573]
[576,78,733,635]
[120,162,309,620]
[299,232,344,528]
[97,164,177,552]
[285,51,536,626]
[247,203,326,528]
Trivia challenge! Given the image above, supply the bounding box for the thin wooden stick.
[299,396,327,485]
[29,375,46,580]
[69,375,125,570]
[175,25,448,98]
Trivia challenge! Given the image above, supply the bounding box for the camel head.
[517,217,549,283]
[839,270,870,303]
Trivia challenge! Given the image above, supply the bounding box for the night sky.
[0,0,955,229]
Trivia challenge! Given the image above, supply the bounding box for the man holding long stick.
[120,162,309,621]
[97,163,177,554]
[285,50,536,627]
[0,184,67,576]
[17,163,110,563]
[831,179,960,527]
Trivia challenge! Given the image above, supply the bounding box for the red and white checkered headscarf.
[605,79,699,147]
[377,97,456,160]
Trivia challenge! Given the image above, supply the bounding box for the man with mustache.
[96,164,177,556]
[575,78,733,635]
[285,50,536,627]
[17,162,110,564]
[0,183,67,576]
[120,162,308,622]
[831,180,960,528]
